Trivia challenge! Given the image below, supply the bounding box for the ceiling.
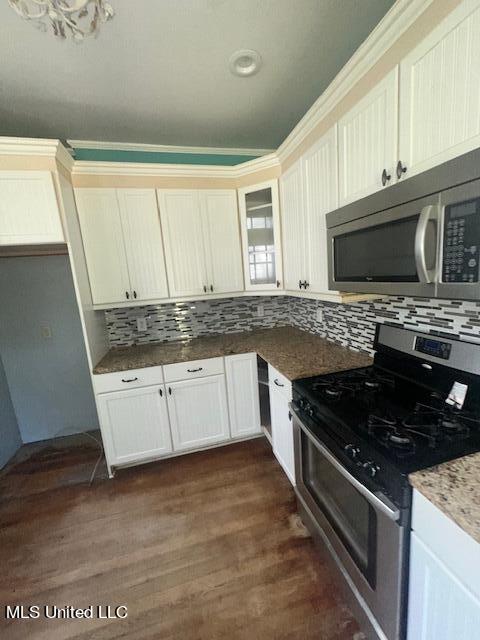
[0,0,395,150]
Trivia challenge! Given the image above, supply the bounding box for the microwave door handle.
[415,205,440,283]
[292,407,400,522]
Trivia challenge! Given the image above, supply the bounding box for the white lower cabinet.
[269,365,295,485]
[97,385,172,467]
[407,490,480,640]
[408,533,480,640]
[225,353,261,438]
[166,374,230,451]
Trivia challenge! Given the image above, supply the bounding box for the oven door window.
[334,213,436,282]
[302,432,376,587]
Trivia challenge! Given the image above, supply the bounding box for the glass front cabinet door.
[238,179,283,291]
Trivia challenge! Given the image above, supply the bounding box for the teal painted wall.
[73,148,259,165]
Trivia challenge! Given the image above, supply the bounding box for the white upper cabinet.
[75,188,131,305]
[0,171,64,245]
[117,189,169,302]
[399,0,480,181]
[303,125,339,294]
[158,190,208,298]
[280,126,339,295]
[338,67,398,206]
[238,180,283,291]
[280,159,306,291]
[200,190,244,294]
[76,188,169,305]
[158,188,243,298]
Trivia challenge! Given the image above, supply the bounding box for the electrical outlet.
[257,304,265,318]
[316,308,324,323]
[136,317,147,332]
[40,324,52,339]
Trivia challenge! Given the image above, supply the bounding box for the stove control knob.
[362,461,379,478]
[344,444,360,460]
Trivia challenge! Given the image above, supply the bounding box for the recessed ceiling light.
[229,49,262,77]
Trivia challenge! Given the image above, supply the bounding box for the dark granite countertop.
[93,326,373,380]
[409,453,480,545]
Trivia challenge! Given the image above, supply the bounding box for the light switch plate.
[136,317,147,332]
[40,324,52,339]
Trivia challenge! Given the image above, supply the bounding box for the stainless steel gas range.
[291,324,480,640]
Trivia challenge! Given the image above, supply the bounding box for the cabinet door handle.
[125,291,130,299]
[187,367,203,373]
[203,285,207,293]
[133,290,137,299]
[274,378,284,387]
[168,387,172,395]
[121,377,138,383]
[210,284,213,292]
[276,280,281,288]
[298,279,302,289]
[396,160,407,180]
[288,411,292,421]
[159,388,163,397]
[381,168,391,187]
[305,281,310,289]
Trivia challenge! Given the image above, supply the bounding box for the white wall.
[0,353,21,468]
[0,255,98,443]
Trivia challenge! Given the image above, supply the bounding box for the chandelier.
[7,0,115,41]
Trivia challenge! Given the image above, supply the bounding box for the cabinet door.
[117,189,169,302]
[225,353,261,438]
[167,375,230,451]
[280,159,306,292]
[75,188,131,305]
[303,125,339,294]
[157,190,208,297]
[0,171,64,245]
[238,180,283,291]
[97,385,172,466]
[399,0,480,181]
[338,67,398,206]
[201,190,244,294]
[269,385,295,485]
[407,533,480,640]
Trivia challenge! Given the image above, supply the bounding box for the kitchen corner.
[93,326,373,380]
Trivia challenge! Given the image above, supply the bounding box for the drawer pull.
[187,367,203,373]
[121,377,139,383]
[274,378,284,387]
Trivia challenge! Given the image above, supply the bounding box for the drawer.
[163,357,224,383]
[93,366,164,394]
[268,364,292,400]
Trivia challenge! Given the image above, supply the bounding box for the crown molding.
[0,137,62,157]
[276,0,435,163]
[67,139,274,157]
[0,137,74,171]
[71,151,280,178]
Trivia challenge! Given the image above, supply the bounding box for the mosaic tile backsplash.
[106,294,480,355]
[106,296,291,347]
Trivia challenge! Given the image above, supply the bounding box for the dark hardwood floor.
[0,436,360,639]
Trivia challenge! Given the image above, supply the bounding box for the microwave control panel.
[442,197,480,283]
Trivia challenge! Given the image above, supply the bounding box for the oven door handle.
[292,408,400,522]
[414,204,440,283]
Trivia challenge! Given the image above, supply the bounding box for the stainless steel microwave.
[327,149,480,300]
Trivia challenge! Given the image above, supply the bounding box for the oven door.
[292,412,407,640]
[327,194,441,297]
